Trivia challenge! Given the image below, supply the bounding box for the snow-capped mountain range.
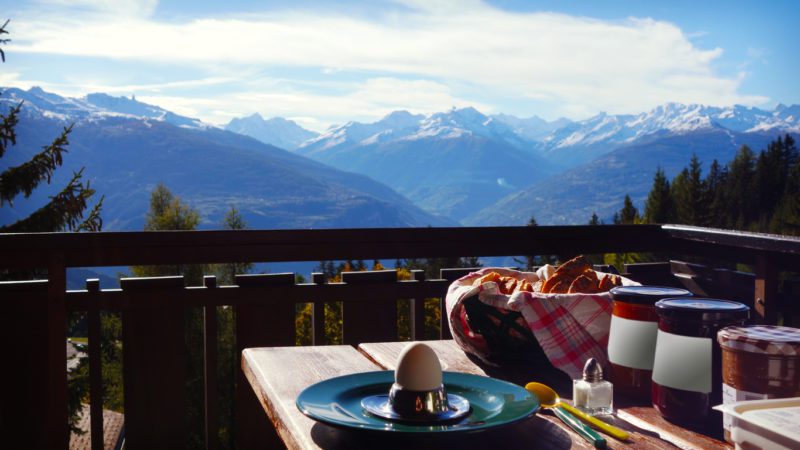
[543,103,800,149]
[294,102,800,169]
[298,107,552,156]
[1,87,207,128]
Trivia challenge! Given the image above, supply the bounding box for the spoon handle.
[553,405,607,449]
[559,402,630,441]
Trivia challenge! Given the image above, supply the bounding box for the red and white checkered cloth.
[446,267,639,379]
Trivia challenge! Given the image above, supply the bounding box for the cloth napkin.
[446,267,639,379]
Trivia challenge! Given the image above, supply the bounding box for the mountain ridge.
[0,87,455,230]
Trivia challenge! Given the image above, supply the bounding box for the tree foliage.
[614,194,640,225]
[132,182,204,283]
[0,20,103,233]
[644,168,672,223]
[638,135,799,235]
[215,205,253,285]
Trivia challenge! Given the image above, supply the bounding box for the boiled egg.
[394,342,443,391]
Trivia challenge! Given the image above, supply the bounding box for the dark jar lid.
[655,297,750,323]
[610,286,693,305]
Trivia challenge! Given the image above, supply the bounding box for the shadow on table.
[309,415,573,450]
[462,351,573,397]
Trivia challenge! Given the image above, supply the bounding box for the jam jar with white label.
[651,298,749,422]
[717,325,800,442]
[607,286,692,401]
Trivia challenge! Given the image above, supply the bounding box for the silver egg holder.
[361,382,471,423]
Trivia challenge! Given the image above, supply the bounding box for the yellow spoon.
[525,382,630,442]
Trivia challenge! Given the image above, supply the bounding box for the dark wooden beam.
[86,279,104,450]
[47,255,69,450]
[203,276,219,450]
[0,225,672,268]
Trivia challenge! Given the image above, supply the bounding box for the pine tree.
[752,135,799,232]
[643,168,672,223]
[671,154,704,225]
[519,215,538,270]
[705,159,728,228]
[215,206,253,285]
[727,145,758,228]
[618,194,639,224]
[770,135,800,234]
[588,212,600,225]
[132,183,203,283]
[0,21,103,233]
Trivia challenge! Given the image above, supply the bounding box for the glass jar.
[607,286,692,401]
[718,325,800,443]
[651,298,749,422]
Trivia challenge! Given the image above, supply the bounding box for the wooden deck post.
[86,279,104,450]
[203,276,219,450]
[121,276,187,449]
[235,274,296,450]
[47,255,69,449]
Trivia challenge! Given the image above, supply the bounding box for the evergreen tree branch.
[0,124,72,205]
[0,19,10,62]
[0,102,20,157]
[76,194,104,232]
[0,168,99,232]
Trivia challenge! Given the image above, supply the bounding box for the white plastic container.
[714,397,800,450]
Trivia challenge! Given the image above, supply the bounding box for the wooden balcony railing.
[1,224,799,449]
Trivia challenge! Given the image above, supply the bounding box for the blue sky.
[1,0,797,131]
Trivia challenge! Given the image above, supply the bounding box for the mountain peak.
[225,114,318,150]
[377,110,423,129]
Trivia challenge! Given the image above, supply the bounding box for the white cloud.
[6,1,769,123]
[32,0,158,18]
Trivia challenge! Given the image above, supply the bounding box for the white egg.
[394,342,443,391]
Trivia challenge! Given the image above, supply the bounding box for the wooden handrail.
[0,225,669,268]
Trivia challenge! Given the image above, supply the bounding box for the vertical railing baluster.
[312,273,325,345]
[47,255,69,449]
[440,297,452,339]
[341,270,398,344]
[410,270,425,340]
[755,253,779,324]
[203,276,219,450]
[86,279,103,450]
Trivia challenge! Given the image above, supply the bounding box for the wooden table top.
[242,340,731,450]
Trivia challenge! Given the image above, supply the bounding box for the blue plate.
[296,371,539,434]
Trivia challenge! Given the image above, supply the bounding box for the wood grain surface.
[242,345,576,450]
[242,346,379,450]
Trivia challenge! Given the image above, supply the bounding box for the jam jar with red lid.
[607,286,692,401]
[651,298,749,422]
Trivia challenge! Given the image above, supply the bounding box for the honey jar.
[607,286,692,401]
[718,325,800,442]
[651,298,749,422]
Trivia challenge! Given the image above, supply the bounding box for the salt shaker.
[573,358,614,415]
